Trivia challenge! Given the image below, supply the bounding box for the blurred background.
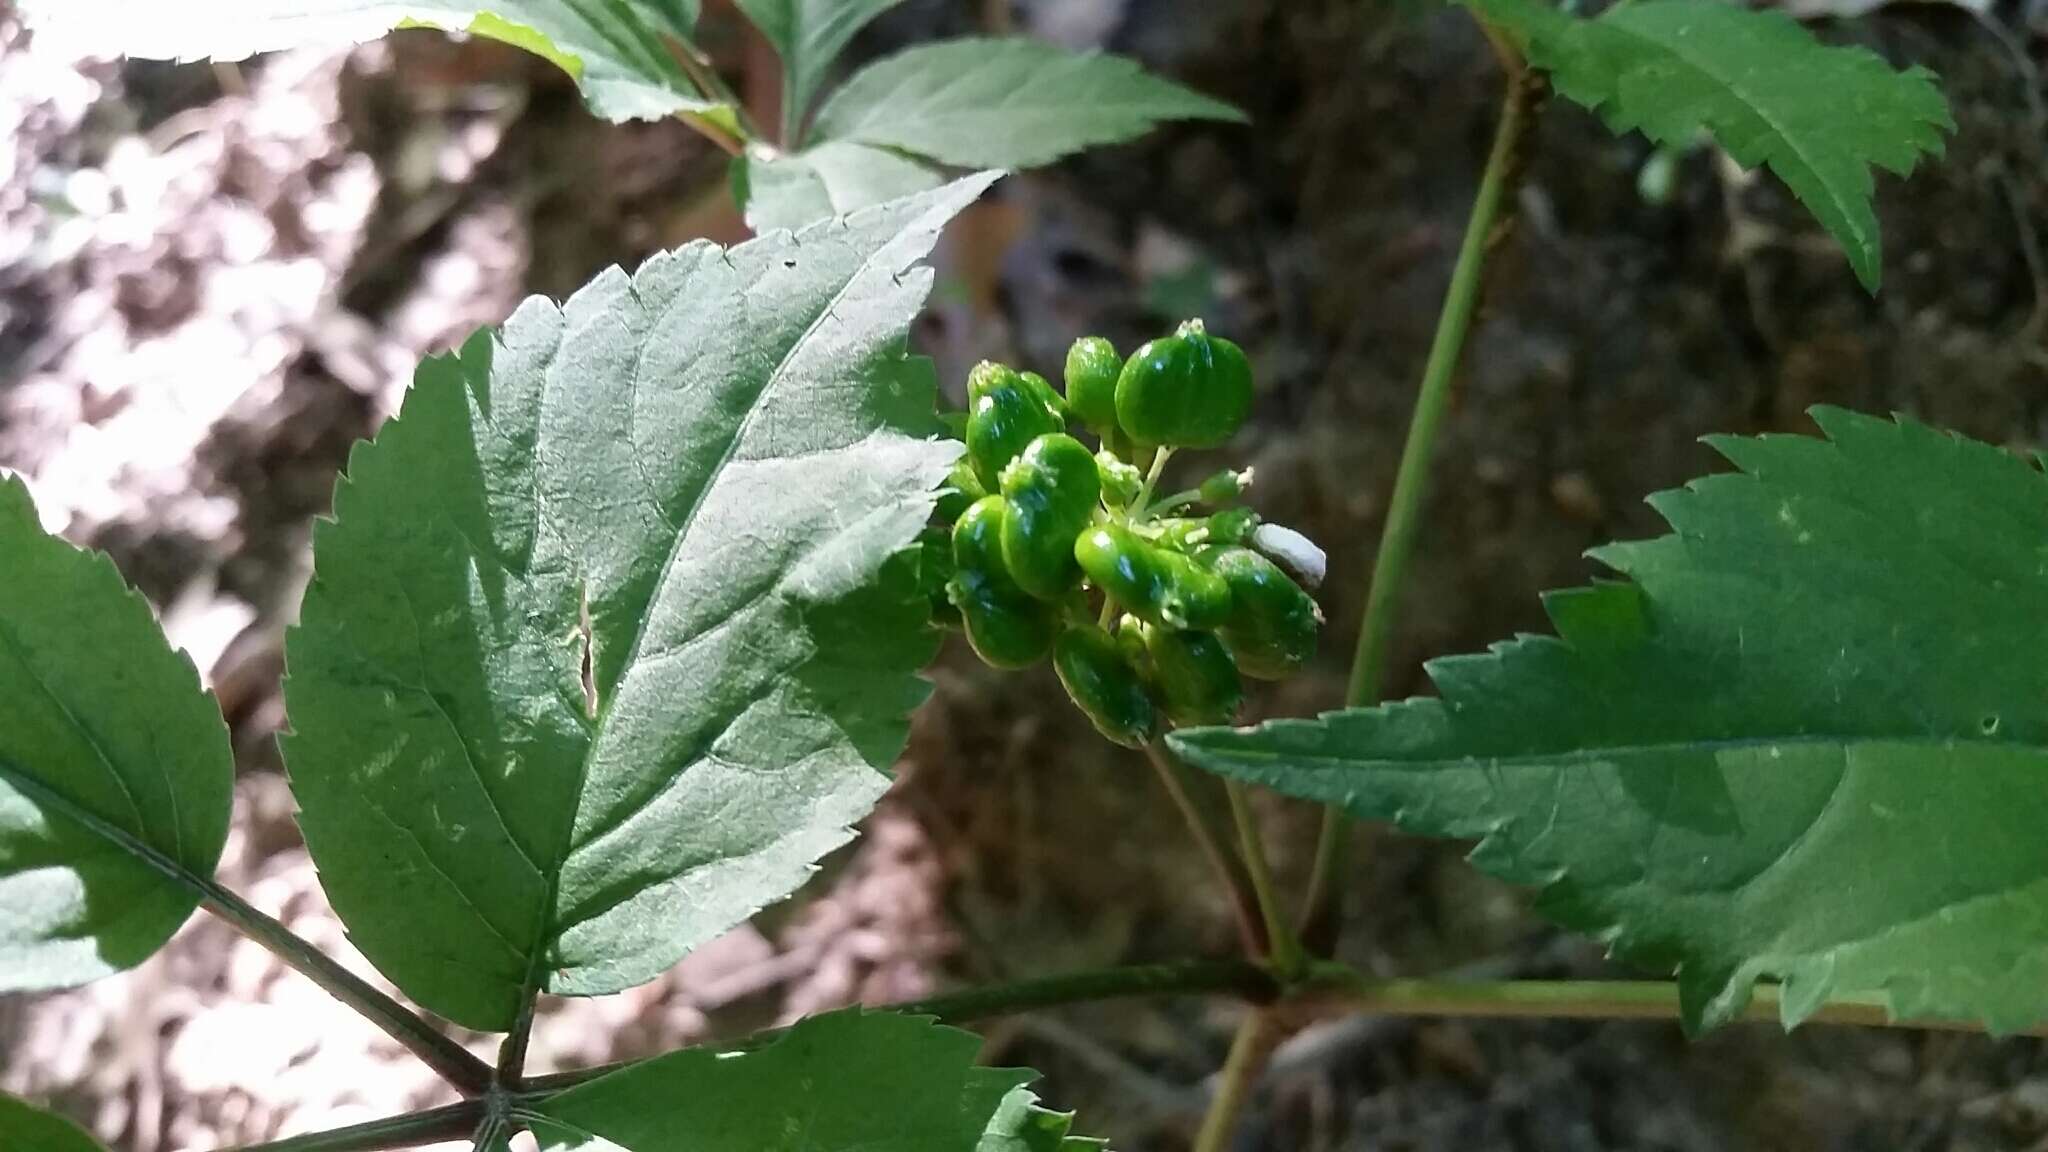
[1,0,2045,1148]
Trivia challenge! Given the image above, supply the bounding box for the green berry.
[1113,319,1253,449]
[1074,523,1232,632]
[1053,625,1158,749]
[998,433,1101,600]
[1022,370,1069,421]
[1143,625,1243,727]
[967,360,1022,405]
[1063,336,1123,433]
[949,496,1057,668]
[966,371,1064,491]
[1200,546,1321,680]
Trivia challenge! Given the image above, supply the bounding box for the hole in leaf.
[579,585,597,718]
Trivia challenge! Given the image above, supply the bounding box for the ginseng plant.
[1,1,1997,1150]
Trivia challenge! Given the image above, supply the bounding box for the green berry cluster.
[924,320,1324,749]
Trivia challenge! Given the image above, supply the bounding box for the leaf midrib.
[0,756,211,910]
[0,616,175,865]
[512,222,922,1012]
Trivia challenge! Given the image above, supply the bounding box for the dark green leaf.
[281,176,991,1031]
[731,0,909,142]
[0,1094,106,1152]
[531,1010,1034,1151]
[19,1,726,125]
[1175,408,2048,1035]
[1466,0,1950,291]
[734,141,948,233]
[0,477,234,992]
[811,37,1245,170]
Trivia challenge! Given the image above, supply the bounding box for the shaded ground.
[1,0,2046,1148]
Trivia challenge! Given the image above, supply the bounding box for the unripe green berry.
[1053,625,1157,749]
[1063,336,1122,433]
[1143,625,1243,726]
[1200,545,1321,680]
[948,496,1056,668]
[1113,319,1253,449]
[966,372,1064,491]
[999,433,1100,600]
[1074,523,1232,632]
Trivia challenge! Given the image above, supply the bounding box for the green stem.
[1300,40,1539,955]
[1224,780,1303,979]
[895,958,1282,1021]
[1130,448,1175,520]
[1193,1011,1278,1152]
[0,758,493,1095]
[1143,741,1268,956]
[494,991,539,1089]
[522,958,1288,1096]
[1299,968,2023,1037]
[201,886,494,1095]
[1144,488,1204,518]
[237,960,2048,1150]
[228,1101,482,1152]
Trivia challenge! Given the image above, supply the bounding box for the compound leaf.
[531,1010,1035,1151]
[1175,408,2048,1035]
[0,1094,107,1152]
[0,477,234,992]
[1468,0,1951,291]
[18,0,724,125]
[811,37,1245,171]
[732,0,909,142]
[282,175,990,1031]
[734,141,948,233]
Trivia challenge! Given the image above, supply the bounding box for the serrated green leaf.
[810,37,1245,170]
[281,175,991,1032]
[0,477,234,992]
[0,1093,106,1152]
[1174,407,2048,1036]
[1466,0,1950,291]
[731,0,908,143]
[734,141,948,233]
[531,1010,1035,1151]
[18,1,723,125]
[980,1088,1109,1152]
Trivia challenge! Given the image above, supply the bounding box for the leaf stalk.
[1300,29,1543,953]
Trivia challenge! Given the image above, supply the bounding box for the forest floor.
[2,0,2046,1149]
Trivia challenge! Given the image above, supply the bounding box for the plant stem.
[228,1101,482,1152]
[0,757,492,1095]
[1132,448,1175,519]
[1299,39,1540,955]
[202,886,495,1095]
[895,958,1283,1021]
[1299,968,2043,1037]
[1224,780,1303,979]
[1144,741,1268,956]
[522,958,1289,1096]
[245,959,2048,1149]
[494,993,539,1089]
[1193,1011,1279,1152]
